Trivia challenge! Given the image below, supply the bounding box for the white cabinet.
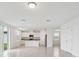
[25,41,39,47]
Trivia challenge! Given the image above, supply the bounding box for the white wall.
[21,31,40,37]
[10,26,21,49]
[60,17,79,56]
[40,29,54,47]
[40,30,46,46]
[47,28,53,47]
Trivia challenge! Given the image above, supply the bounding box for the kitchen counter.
[25,40,40,47]
[21,37,40,40]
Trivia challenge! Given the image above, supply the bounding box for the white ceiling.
[0,2,79,30]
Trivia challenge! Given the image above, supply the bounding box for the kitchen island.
[25,40,40,47]
[21,37,40,47]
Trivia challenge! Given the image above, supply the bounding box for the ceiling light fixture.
[28,2,37,8]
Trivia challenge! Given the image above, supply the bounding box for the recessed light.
[28,2,37,8]
[21,19,26,22]
[46,19,51,22]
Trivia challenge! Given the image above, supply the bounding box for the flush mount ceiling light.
[28,2,37,8]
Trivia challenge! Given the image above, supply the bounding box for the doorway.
[53,31,60,48]
[53,30,60,57]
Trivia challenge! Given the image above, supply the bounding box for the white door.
[65,28,72,53]
[60,27,72,53]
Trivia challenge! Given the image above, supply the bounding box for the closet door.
[65,28,72,53]
[60,27,72,53]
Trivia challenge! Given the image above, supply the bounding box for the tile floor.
[3,47,75,57]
